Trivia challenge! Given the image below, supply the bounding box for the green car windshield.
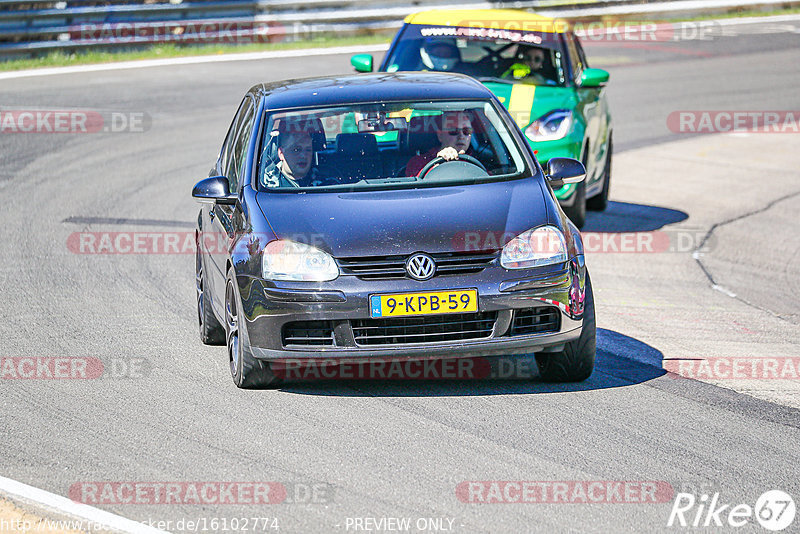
[383,24,567,87]
[257,100,529,192]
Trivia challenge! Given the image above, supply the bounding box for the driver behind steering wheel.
[405,111,474,177]
[502,46,547,81]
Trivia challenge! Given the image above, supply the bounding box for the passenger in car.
[263,119,340,188]
[405,111,474,177]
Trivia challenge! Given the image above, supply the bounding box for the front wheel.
[536,273,596,382]
[587,135,612,211]
[562,180,586,229]
[197,247,225,345]
[225,269,280,389]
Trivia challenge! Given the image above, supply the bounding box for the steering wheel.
[417,154,487,179]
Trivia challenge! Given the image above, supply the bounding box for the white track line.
[0,475,170,534]
[1,13,799,81]
[0,43,390,80]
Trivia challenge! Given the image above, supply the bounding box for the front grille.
[509,307,560,336]
[282,321,335,347]
[352,312,497,346]
[337,252,497,280]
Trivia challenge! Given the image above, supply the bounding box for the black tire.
[562,179,586,229]
[196,247,225,345]
[536,274,596,382]
[225,269,280,389]
[587,136,612,212]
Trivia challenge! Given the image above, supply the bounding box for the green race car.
[352,9,612,227]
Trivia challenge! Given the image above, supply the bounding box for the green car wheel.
[587,135,612,212]
[563,180,586,228]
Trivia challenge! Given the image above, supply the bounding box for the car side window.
[564,32,584,85]
[574,35,589,68]
[233,103,256,193]
[225,98,255,194]
[219,97,249,175]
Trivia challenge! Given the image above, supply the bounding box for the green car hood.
[481,82,575,130]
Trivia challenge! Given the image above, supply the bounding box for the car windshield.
[257,99,529,192]
[383,24,567,87]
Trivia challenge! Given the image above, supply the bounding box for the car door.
[565,31,605,191]
[204,96,254,313]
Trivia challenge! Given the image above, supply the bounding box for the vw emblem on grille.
[406,253,436,281]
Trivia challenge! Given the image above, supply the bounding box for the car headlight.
[525,110,573,142]
[262,240,339,281]
[500,226,568,269]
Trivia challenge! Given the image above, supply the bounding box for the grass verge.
[0,34,392,72]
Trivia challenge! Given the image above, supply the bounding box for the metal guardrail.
[0,0,789,58]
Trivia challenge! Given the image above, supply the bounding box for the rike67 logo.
[668,490,795,531]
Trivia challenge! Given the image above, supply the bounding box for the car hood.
[255,178,548,257]
[481,82,576,129]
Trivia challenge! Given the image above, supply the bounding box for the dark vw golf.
[193,72,595,388]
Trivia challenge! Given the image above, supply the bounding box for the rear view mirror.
[357,117,406,132]
[351,54,374,73]
[192,176,236,205]
[546,158,586,188]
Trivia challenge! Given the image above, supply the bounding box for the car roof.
[404,9,568,34]
[252,72,495,110]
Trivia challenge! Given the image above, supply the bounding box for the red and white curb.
[0,475,170,534]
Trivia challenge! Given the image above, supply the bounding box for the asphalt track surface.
[1,18,799,533]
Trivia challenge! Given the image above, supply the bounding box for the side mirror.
[580,68,610,88]
[546,158,586,188]
[351,54,374,73]
[192,176,236,205]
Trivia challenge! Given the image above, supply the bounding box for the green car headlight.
[525,110,573,142]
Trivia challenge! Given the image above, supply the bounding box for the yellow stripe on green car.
[507,84,537,129]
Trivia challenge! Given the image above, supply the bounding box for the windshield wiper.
[364,177,417,184]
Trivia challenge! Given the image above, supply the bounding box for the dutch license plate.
[369,289,478,318]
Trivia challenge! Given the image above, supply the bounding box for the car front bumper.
[236,259,587,362]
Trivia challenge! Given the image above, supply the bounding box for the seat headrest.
[407,116,440,154]
[336,133,379,156]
